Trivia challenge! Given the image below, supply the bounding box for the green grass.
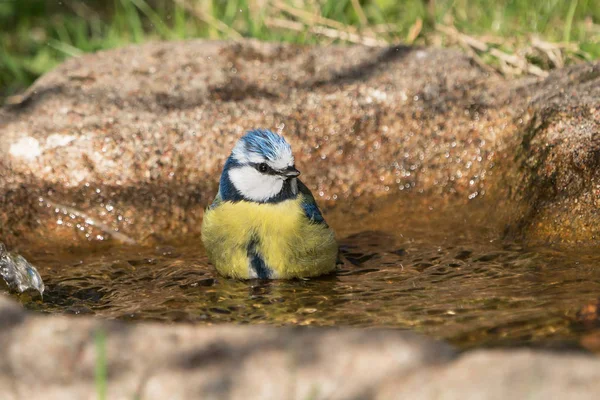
[94,328,107,400]
[1,0,599,103]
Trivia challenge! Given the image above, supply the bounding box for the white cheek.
[229,166,283,202]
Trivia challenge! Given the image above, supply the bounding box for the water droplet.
[276,123,285,134]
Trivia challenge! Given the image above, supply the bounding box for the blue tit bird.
[201,129,338,279]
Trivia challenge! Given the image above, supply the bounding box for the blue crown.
[240,129,290,161]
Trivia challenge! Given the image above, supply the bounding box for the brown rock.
[0,39,598,246]
[507,63,600,243]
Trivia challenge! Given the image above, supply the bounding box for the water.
[13,196,600,350]
[0,243,45,296]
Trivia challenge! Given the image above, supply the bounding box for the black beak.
[281,166,300,178]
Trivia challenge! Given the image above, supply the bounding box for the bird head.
[220,129,301,203]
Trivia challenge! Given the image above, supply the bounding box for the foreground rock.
[377,350,600,400]
[0,295,598,399]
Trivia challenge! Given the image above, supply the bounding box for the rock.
[507,63,600,243]
[0,40,504,246]
[0,293,26,328]
[0,39,598,246]
[0,295,454,399]
[377,350,600,400]
[1,294,600,399]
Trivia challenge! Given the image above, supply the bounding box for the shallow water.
[14,196,600,350]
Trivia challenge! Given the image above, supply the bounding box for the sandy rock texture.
[0,295,453,400]
[377,350,600,400]
[0,39,598,246]
[1,295,599,400]
[509,63,600,243]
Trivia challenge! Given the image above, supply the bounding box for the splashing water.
[0,243,45,296]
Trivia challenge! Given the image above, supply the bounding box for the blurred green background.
[1,0,599,103]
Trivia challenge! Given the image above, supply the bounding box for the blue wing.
[297,180,327,225]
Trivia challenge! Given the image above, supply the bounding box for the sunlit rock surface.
[1,295,599,399]
[508,63,600,243]
[0,39,598,246]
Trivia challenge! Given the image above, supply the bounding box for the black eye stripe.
[252,162,276,175]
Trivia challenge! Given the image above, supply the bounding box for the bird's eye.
[258,163,268,173]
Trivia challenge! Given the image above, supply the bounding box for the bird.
[201,129,338,279]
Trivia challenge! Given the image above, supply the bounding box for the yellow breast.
[201,195,338,279]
